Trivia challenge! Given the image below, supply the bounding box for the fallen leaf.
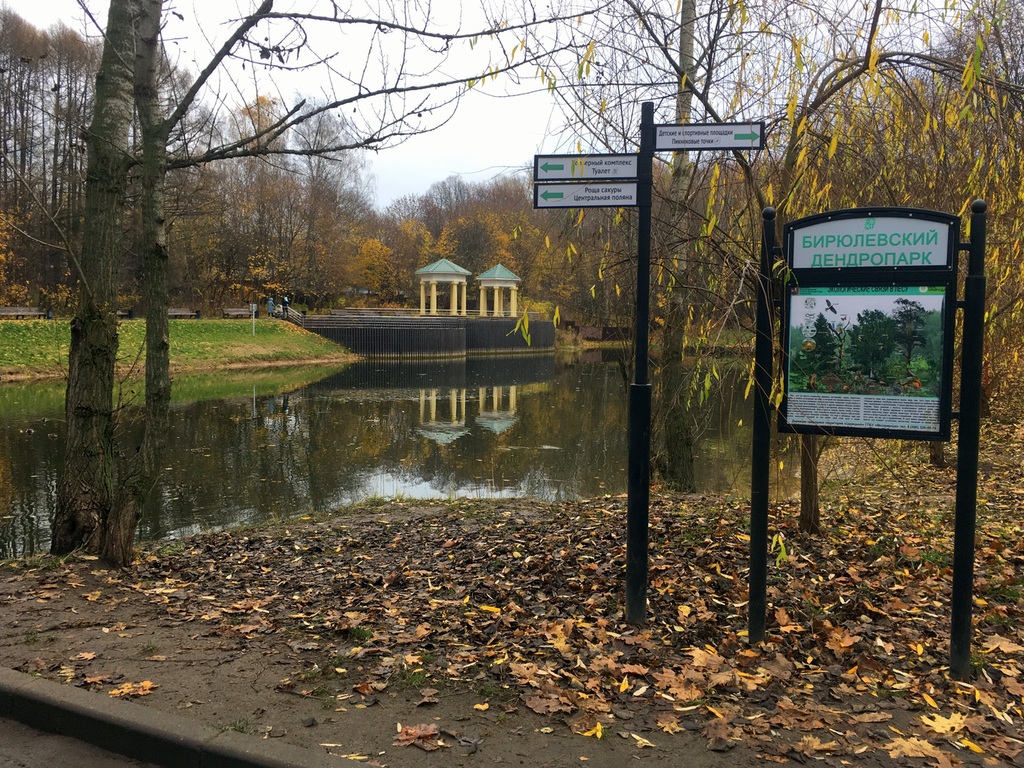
[960,738,984,754]
[581,722,603,739]
[656,714,683,734]
[416,688,439,706]
[984,636,1024,654]
[852,711,892,723]
[630,733,655,748]
[921,713,967,734]
[394,723,447,751]
[795,736,838,755]
[826,628,861,655]
[524,694,574,715]
[886,737,946,760]
[108,681,159,698]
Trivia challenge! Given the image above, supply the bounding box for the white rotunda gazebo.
[415,258,472,316]
[477,264,522,317]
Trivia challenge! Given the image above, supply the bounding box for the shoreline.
[0,353,358,384]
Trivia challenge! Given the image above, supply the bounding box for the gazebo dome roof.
[415,258,472,278]
[477,264,520,283]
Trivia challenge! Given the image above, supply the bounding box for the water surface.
[0,353,756,556]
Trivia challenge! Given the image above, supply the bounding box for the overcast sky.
[10,0,568,208]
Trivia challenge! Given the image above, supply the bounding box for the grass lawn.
[0,318,352,381]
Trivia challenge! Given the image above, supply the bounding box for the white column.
[420,282,426,315]
[430,281,437,315]
[460,282,467,316]
[450,282,458,316]
[479,286,487,317]
[493,286,501,317]
[510,286,518,318]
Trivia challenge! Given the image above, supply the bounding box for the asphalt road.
[0,716,159,768]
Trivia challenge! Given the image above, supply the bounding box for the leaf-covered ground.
[1,425,1023,767]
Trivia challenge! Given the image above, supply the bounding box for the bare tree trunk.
[102,0,169,566]
[53,0,139,558]
[656,0,698,491]
[799,434,822,534]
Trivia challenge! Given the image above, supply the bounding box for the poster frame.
[779,208,960,440]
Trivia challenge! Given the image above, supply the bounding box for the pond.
[0,352,760,557]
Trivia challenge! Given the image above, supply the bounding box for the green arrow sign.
[734,131,760,142]
[540,162,565,173]
[540,190,565,201]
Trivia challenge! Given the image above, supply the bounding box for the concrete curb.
[0,667,340,768]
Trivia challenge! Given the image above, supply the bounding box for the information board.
[781,285,953,438]
[779,208,959,440]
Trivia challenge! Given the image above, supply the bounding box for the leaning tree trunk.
[655,0,698,491]
[52,0,139,557]
[103,0,170,565]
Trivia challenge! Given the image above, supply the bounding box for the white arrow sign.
[534,154,639,181]
[655,122,765,151]
[534,182,639,208]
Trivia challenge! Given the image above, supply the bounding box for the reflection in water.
[0,355,766,557]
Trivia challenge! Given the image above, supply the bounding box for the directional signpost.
[532,107,764,627]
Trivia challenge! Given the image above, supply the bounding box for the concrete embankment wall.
[301,315,555,358]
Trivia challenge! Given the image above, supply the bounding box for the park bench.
[168,308,198,319]
[222,307,254,318]
[0,306,48,319]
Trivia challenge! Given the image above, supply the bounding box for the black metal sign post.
[532,103,760,626]
[625,102,655,625]
[757,201,987,675]
[748,207,776,643]
[950,200,987,679]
